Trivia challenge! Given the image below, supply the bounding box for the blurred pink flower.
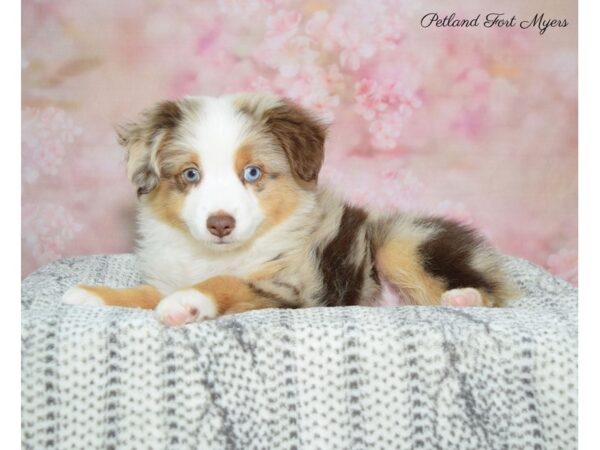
[355,80,421,150]
[368,116,400,150]
[355,79,387,120]
[22,204,83,266]
[379,14,406,48]
[280,66,340,121]
[321,158,423,210]
[305,10,329,37]
[258,35,318,77]
[265,9,303,49]
[22,107,82,183]
[355,79,422,122]
[340,41,375,71]
[324,16,376,71]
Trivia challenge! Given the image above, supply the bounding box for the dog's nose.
[206,213,236,238]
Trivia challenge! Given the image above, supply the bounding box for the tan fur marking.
[256,174,302,234]
[246,263,284,282]
[234,142,254,176]
[79,284,162,309]
[147,180,187,231]
[192,275,280,314]
[147,151,199,230]
[376,238,447,306]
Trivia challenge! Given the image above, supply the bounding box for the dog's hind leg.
[371,215,517,307]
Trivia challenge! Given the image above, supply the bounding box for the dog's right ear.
[234,93,327,183]
[116,100,183,197]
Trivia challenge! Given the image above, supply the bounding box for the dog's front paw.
[62,286,105,306]
[155,289,218,326]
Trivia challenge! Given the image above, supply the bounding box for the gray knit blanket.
[22,254,577,450]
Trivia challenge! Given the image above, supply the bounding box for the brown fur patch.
[117,100,183,148]
[145,151,199,230]
[319,205,369,306]
[416,217,496,293]
[255,174,303,235]
[117,100,185,197]
[79,284,162,309]
[262,100,326,183]
[235,95,326,183]
[147,180,187,230]
[146,101,184,141]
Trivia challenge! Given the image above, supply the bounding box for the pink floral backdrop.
[22,0,577,284]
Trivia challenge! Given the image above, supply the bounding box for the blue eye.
[182,168,201,183]
[243,165,262,183]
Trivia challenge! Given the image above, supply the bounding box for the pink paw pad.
[163,310,191,327]
[440,288,483,307]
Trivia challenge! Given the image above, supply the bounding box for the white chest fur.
[135,210,296,295]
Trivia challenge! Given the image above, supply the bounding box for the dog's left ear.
[262,99,327,183]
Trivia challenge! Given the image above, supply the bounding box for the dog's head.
[118,93,326,249]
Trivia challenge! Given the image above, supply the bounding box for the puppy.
[63,93,517,326]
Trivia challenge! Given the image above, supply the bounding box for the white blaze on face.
[180,97,265,247]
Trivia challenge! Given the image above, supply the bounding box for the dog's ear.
[116,100,183,196]
[261,98,327,183]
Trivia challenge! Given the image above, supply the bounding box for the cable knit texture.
[22,254,577,449]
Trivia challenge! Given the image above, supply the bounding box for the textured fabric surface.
[22,254,577,449]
